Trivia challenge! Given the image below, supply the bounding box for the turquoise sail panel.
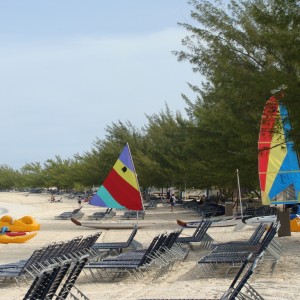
[91,186,125,209]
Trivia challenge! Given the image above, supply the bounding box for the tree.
[144,106,204,190]
[0,165,20,189]
[20,162,46,188]
[43,156,74,191]
[174,0,300,191]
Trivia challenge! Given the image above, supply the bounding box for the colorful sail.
[89,143,143,211]
[258,93,300,205]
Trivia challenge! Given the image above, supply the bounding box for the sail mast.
[126,143,144,224]
[236,169,243,218]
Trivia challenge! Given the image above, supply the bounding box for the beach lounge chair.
[23,255,89,300]
[23,259,72,300]
[0,233,100,283]
[92,225,138,256]
[0,245,48,271]
[88,208,116,220]
[55,254,90,300]
[54,206,84,220]
[197,221,280,277]
[144,199,158,210]
[0,246,54,285]
[121,210,145,220]
[86,230,186,280]
[23,263,62,300]
[147,229,188,279]
[139,251,265,300]
[85,233,165,280]
[176,220,213,249]
[211,223,267,250]
[223,252,265,300]
[25,233,100,277]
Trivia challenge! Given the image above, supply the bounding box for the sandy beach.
[0,192,300,300]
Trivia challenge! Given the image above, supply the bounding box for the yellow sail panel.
[113,159,139,190]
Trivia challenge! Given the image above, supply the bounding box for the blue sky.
[0,1,201,169]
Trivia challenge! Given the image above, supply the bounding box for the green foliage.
[173,0,300,190]
[43,156,74,191]
[0,165,21,189]
[20,162,46,188]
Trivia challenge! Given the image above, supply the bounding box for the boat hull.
[71,218,150,229]
[0,232,37,244]
[244,215,300,232]
[177,218,240,228]
[242,215,276,226]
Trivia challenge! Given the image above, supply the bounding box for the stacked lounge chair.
[139,251,266,300]
[0,232,101,285]
[23,254,90,300]
[198,221,282,277]
[85,229,187,281]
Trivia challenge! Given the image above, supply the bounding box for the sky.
[0,0,201,169]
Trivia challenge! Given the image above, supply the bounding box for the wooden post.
[277,211,291,237]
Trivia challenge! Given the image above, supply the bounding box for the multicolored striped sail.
[258,93,300,205]
[89,143,143,211]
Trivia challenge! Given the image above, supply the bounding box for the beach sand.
[0,192,300,299]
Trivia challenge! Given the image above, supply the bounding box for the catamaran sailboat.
[243,86,300,228]
[71,143,150,229]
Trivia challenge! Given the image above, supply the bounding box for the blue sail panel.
[89,185,125,209]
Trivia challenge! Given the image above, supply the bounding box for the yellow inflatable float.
[0,215,40,232]
[0,232,37,244]
[290,215,300,232]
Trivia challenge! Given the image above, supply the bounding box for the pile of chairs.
[0,232,101,285]
[198,221,282,277]
[140,251,266,300]
[23,254,90,300]
[85,229,189,281]
[83,221,214,281]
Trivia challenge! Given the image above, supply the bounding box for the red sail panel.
[103,168,143,211]
[258,96,279,192]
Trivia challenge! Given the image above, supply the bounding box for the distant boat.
[71,143,146,230]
